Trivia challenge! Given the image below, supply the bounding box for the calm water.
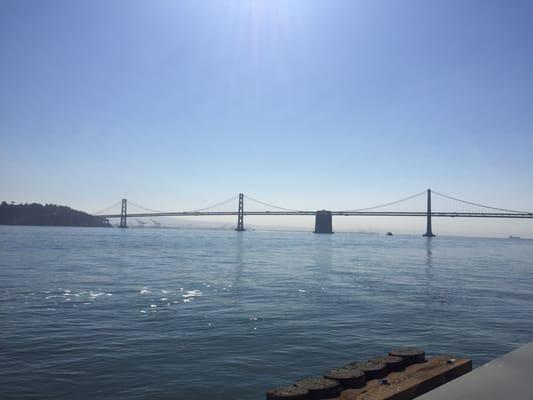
[1,226,533,399]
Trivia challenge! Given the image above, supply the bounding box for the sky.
[1,0,532,236]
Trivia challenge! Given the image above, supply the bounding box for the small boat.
[509,235,520,239]
[386,232,393,236]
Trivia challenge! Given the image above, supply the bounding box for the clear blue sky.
[1,0,532,235]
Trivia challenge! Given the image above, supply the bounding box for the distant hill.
[0,202,111,227]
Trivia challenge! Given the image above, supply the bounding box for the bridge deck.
[98,211,533,218]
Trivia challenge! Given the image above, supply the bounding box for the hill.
[0,202,111,227]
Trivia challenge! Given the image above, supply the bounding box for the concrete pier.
[418,341,533,400]
[314,210,333,234]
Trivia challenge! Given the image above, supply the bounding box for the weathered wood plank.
[335,356,472,400]
[417,342,533,400]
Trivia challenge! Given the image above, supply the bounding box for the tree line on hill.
[0,202,111,227]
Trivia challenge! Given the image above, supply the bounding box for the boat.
[386,232,393,236]
[509,235,521,239]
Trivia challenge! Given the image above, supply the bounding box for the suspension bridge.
[92,189,533,236]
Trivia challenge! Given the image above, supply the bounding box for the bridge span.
[94,190,533,236]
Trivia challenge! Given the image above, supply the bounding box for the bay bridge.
[93,189,533,236]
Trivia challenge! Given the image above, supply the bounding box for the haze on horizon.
[1,0,532,237]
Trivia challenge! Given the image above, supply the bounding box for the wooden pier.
[336,355,471,400]
[266,348,472,400]
[417,341,533,400]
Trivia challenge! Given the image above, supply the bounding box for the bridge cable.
[92,200,123,215]
[127,196,239,215]
[243,195,304,212]
[127,201,168,214]
[342,190,427,212]
[187,196,239,213]
[431,191,529,214]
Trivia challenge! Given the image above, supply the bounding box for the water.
[1,226,533,399]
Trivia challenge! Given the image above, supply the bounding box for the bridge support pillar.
[236,193,245,231]
[314,210,333,234]
[423,189,435,237]
[119,199,128,228]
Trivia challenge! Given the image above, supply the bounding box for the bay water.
[1,226,533,399]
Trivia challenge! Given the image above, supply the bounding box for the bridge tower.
[119,199,128,228]
[422,189,435,237]
[236,193,245,231]
[314,210,333,234]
